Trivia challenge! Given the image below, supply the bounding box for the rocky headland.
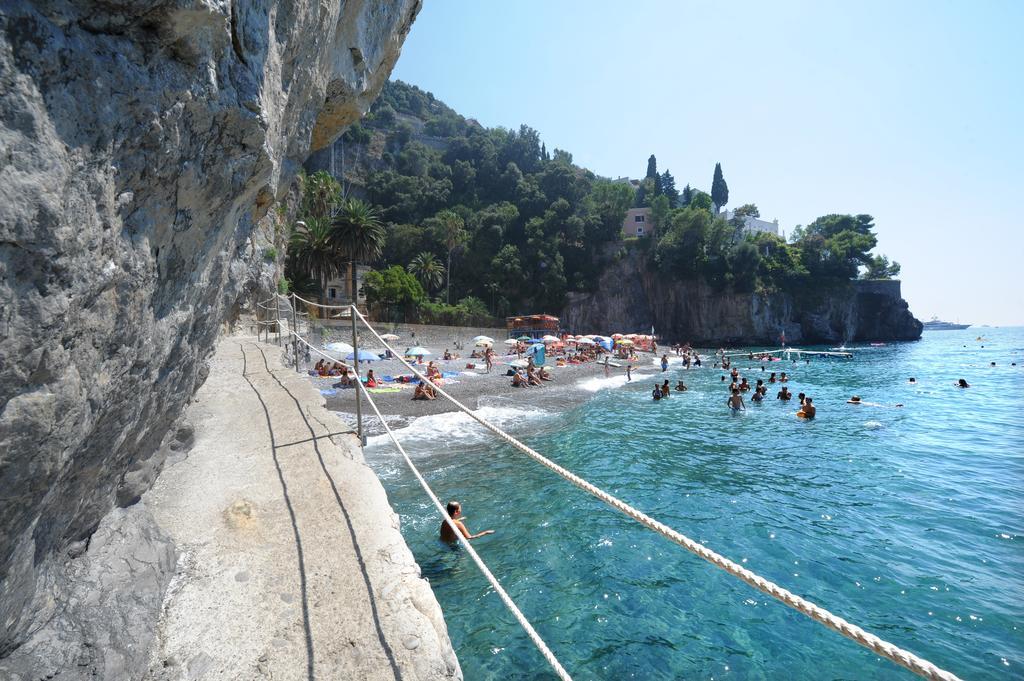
[562,249,922,344]
[0,1,455,678]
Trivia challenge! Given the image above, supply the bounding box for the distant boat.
[922,316,970,330]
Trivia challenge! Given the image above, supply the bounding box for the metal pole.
[276,296,281,345]
[291,294,299,372]
[351,304,363,445]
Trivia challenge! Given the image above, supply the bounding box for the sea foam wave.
[365,403,552,453]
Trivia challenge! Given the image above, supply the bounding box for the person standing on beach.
[484,347,493,373]
[440,501,494,543]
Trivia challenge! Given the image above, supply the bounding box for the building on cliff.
[622,207,652,237]
[719,209,780,236]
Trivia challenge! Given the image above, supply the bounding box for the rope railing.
[261,295,961,680]
[284,329,572,680]
[339,304,962,681]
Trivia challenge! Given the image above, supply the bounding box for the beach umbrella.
[542,335,560,343]
[404,346,432,356]
[346,349,380,362]
[517,335,531,341]
[611,333,624,340]
[575,338,596,345]
[473,335,495,344]
[618,339,634,346]
[593,335,612,342]
[324,341,354,355]
[380,333,400,341]
[510,359,529,368]
[475,340,493,347]
[503,338,519,347]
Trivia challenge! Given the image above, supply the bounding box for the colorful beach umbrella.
[346,349,380,362]
[324,341,354,355]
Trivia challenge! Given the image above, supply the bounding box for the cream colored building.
[622,207,652,237]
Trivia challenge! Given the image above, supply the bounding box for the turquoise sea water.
[367,328,1024,680]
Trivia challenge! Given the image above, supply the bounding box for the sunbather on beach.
[412,380,436,400]
[539,366,552,381]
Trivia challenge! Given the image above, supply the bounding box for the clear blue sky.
[392,0,1023,326]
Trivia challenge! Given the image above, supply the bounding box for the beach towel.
[319,389,337,396]
[368,387,402,394]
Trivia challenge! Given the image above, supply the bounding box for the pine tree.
[646,154,658,179]
[711,162,729,211]
[660,170,678,206]
[681,184,693,205]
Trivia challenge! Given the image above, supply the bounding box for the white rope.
[291,292,354,311]
[348,307,962,681]
[283,330,572,680]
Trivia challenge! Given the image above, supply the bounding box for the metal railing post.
[291,294,299,372]
[351,304,364,445]
[276,295,281,345]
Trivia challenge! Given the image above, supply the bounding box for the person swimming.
[652,384,662,400]
[779,372,788,382]
[908,377,917,384]
[440,501,494,544]
[797,392,806,405]
[675,380,688,392]
[769,372,777,383]
[661,354,669,372]
[726,387,745,411]
[777,386,792,400]
[796,397,816,419]
[661,380,671,398]
[957,378,970,388]
[739,377,750,392]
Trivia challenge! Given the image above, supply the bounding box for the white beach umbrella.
[503,338,519,347]
[542,335,560,343]
[380,333,400,341]
[473,335,495,344]
[575,338,596,345]
[510,359,529,368]
[324,341,354,354]
[404,346,432,356]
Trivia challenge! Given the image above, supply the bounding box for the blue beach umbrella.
[346,349,380,362]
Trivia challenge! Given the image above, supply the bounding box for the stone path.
[145,338,460,680]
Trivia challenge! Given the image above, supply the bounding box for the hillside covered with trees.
[287,80,901,322]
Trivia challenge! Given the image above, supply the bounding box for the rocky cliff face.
[562,249,922,344]
[0,0,419,661]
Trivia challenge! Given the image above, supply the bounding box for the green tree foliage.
[408,251,445,292]
[689,192,713,212]
[863,255,901,279]
[362,265,426,315]
[332,198,386,299]
[681,184,693,205]
[711,162,729,210]
[660,170,679,206]
[288,217,342,304]
[646,154,658,179]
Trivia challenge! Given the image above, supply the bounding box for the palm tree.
[289,217,342,306]
[301,171,343,220]
[435,209,465,304]
[408,251,445,294]
[332,198,385,303]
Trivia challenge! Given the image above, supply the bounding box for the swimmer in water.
[798,392,806,406]
[908,377,916,384]
[652,384,663,400]
[727,387,745,411]
[661,354,669,372]
[769,372,777,383]
[751,385,764,402]
[661,380,671,398]
[675,380,688,392]
[440,501,494,543]
[739,377,750,392]
[780,372,788,382]
[796,397,816,419]
[957,378,969,388]
[777,386,792,401]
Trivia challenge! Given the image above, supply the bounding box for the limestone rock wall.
[0,0,419,657]
[562,249,922,343]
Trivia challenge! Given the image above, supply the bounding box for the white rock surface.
[0,0,423,673]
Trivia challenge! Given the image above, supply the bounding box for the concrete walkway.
[145,338,460,680]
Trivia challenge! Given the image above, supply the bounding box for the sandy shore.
[304,322,667,432]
